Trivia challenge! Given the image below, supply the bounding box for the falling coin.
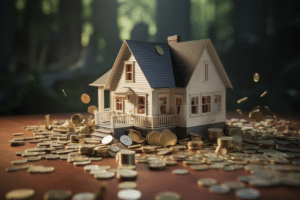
[62,89,67,97]
[236,109,243,116]
[81,93,91,104]
[260,91,267,97]
[237,97,248,104]
[254,73,259,82]
[87,105,98,114]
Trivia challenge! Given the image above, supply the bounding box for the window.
[215,94,221,112]
[176,98,182,114]
[115,97,124,111]
[204,63,208,81]
[202,96,211,113]
[137,96,145,114]
[159,97,167,115]
[125,62,134,81]
[191,96,199,115]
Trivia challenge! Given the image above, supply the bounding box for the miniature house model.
[90,36,233,139]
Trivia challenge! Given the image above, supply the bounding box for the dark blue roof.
[126,40,176,88]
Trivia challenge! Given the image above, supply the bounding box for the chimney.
[168,35,181,45]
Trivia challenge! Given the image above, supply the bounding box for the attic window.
[155,46,164,55]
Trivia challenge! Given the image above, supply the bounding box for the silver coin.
[44,190,72,200]
[209,185,230,194]
[24,156,42,162]
[39,167,55,173]
[117,189,142,200]
[72,192,95,200]
[6,188,35,200]
[6,166,21,172]
[102,135,113,144]
[190,165,209,171]
[120,135,133,146]
[19,165,34,170]
[46,155,60,160]
[249,179,273,187]
[155,191,181,200]
[221,181,246,190]
[15,151,25,156]
[84,165,99,171]
[235,188,261,199]
[60,155,69,160]
[74,161,91,166]
[29,140,42,143]
[198,178,218,187]
[22,152,39,157]
[118,182,138,189]
[172,169,189,175]
[89,157,102,161]
[11,159,27,165]
[94,171,115,179]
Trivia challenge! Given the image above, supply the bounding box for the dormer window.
[204,62,209,82]
[125,61,134,82]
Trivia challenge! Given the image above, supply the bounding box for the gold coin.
[236,109,243,116]
[237,97,248,104]
[260,91,267,97]
[254,73,259,82]
[250,111,263,122]
[62,89,67,97]
[6,189,35,199]
[147,131,162,146]
[161,129,177,148]
[87,106,98,114]
[81,93,91,104]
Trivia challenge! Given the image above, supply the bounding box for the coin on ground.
[72,192,95,200]
[117,189,142,200]
[81,93,91,104]
[209,185,230,194]
[198,178,218,187]
[190,165,209,171]
[102,135,113,145]
[221,181,246,190]
[26,156,42,162]
[120,135,133,146]
[74,161,91,166]
[172,169,189,175]
[118,182,138,189]
[94,172,115,179]
[40,167,55,174]
[11,159,27,165]
[6,188,35,200]
[235,188,261,199]
[44,190,72,200]
[14,133,23,136]
[155,191,181,200]
[6,166,21,172]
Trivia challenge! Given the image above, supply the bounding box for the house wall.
[186,48,226,132]
[152,88,187,127]
[110,45,153,116]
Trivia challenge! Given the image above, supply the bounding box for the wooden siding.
[109,45,153,116]
[186,48,226,127]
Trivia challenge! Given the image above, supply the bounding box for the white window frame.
[204,61,209,82]
[114,96,125,113]
[124,61,135,82]
[213,93,222,113]
[200,93,213,115]
[136,94,147,116]
[158,94,169,116]
[174,95,183,115]
[190,94,200,117]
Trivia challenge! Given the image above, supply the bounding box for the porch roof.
[114,87,136,96]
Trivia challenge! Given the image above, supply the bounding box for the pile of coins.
[189,132,204,141]
[207,128,223,142]
[215,137,235,154]
[117,150,135,167]
[187,141,203,150]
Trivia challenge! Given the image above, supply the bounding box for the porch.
[94,109,178,129]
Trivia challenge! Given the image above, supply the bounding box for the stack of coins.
[208,128,223,142]
[187,141,203,150]
[79,144,95,156]
[258,140,275,149]
[215,137,235,154]
[189,133,204,141]
[118,150,135,166]
[93,146,110,157]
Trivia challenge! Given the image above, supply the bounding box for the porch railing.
[94,109,111,125]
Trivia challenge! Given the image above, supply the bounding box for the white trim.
[157,93,169,116]
[174,95,183,115]
[189,94,200,117]
[213,93,223,114]
[124,61,135,82]
[200,93,213,115]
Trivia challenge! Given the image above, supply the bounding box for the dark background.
[0,0,299,116]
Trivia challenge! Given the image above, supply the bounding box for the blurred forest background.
[0,0,299,116]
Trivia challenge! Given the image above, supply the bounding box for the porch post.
[98,86,105,112]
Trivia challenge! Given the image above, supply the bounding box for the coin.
[249,179,272,187]
[198,178,218,187]
[128,129,143,143]
[172,169,189,175]
[117,189,142,200]
[237,97,248,104]
[209,185,230,194]
[81,93,91,104]
[6,166,21,172]
[11,159,27,165]
[120,135,133,146]
[236,109,243,116]
[147,131,162,146]
[102,135,113,145]
[26,156,42,162]
[72,192,95,200]
[254,73,259,82]
[74,161,91,166]
[13,133,23,136]
[118,182,138,189]
[161,129,177,148]
[155,191,181,200]
[235,188,261,199]
[6,189,35,200]
[221,181,245,190]
[260,91,267,97]
[84,165,99,171]
[190,165,209,171]
[87,105,98,114]
[44,190,72,200]
[62,89,67,96]
[94,172,115,179]
[40,167,55,173]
